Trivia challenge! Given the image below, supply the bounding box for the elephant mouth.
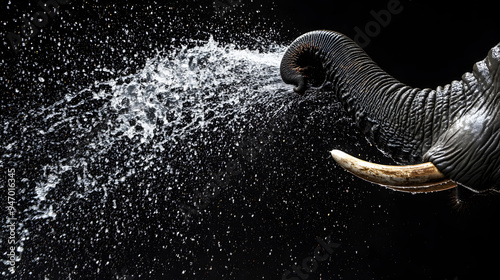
[330,150,457,193]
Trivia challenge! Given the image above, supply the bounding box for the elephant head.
[280,30,500,202]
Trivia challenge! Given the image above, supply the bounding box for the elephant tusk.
[330,149,457,192]
[385,181,457,193]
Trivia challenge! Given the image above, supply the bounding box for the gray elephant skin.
[280,30,500,201]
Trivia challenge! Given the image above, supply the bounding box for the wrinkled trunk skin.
[280,30,500,193]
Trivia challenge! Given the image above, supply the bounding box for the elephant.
[280,30,500,202]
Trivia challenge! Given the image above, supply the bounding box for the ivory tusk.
[330,149,456,192]
[386,181,458,193]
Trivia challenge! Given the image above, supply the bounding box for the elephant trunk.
[280,30,474,165]
[279,31,333,94]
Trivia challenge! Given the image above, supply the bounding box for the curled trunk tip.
[280,30,337,94]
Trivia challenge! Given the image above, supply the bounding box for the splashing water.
[2,36,309,277]
[30,37,288,203]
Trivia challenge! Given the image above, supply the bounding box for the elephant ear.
[423,44,500,193]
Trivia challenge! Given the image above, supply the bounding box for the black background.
[2,0,500,279]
